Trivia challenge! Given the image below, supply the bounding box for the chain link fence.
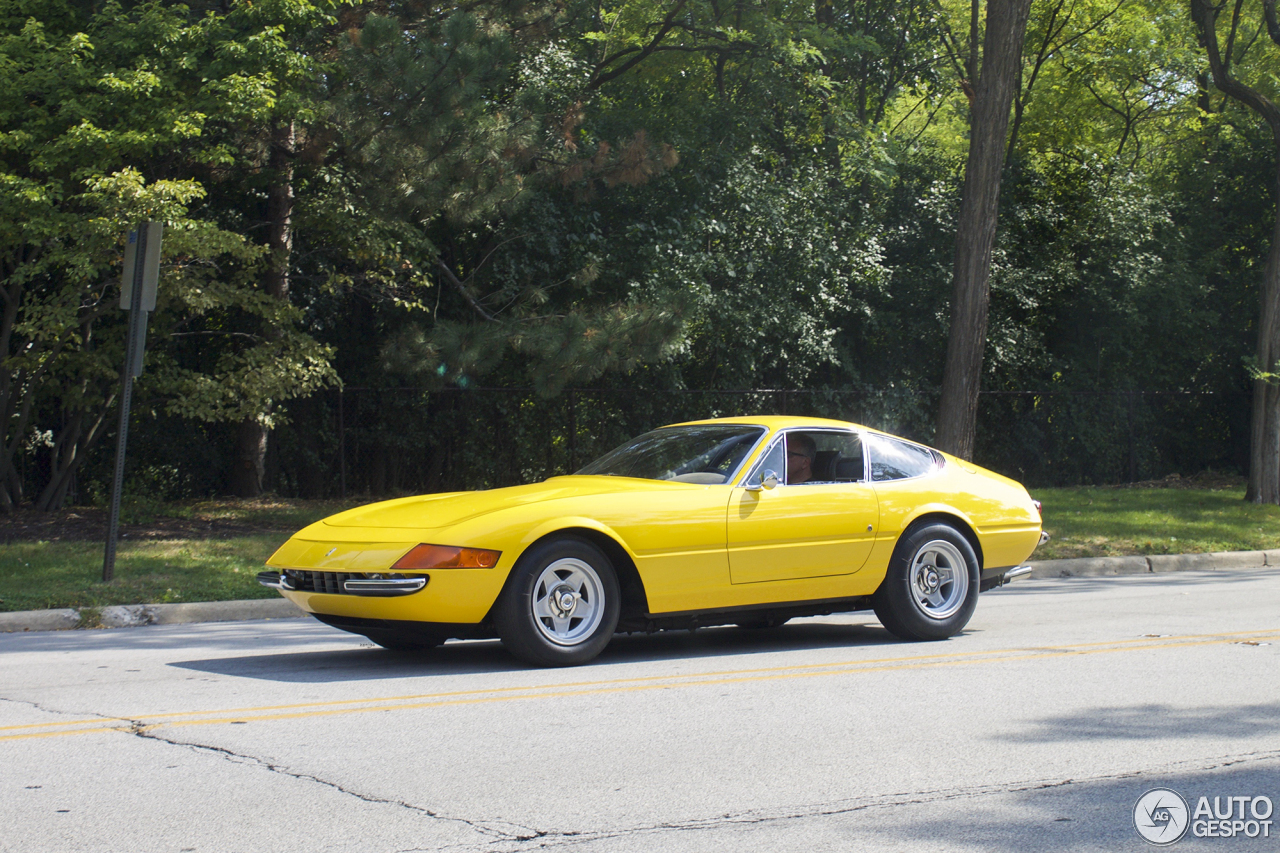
[265,386,1243,498]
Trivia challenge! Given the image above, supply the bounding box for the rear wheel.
[874,523,979,641]
[494,537,621,667]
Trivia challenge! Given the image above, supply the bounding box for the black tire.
[494,537,621,667]
[363,631,443,652]
[873,523,980,641]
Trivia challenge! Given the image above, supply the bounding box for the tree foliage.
[1,0,1275,507]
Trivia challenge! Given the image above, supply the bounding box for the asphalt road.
[3,569,1279,853]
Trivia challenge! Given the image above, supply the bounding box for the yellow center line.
[7,625,1275,733]
[2,628,1275,742]
[0,648,1006,729]
[143,633,1280,727]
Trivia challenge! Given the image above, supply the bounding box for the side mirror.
[760,469,779,490]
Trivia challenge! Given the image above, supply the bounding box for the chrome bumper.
[256,571,427,597]
[342,577,427,596]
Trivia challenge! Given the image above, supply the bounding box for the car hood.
[317,475,691,532]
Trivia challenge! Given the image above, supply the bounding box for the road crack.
[2,694,547,844]
[0,694,131,726]
[125,724,546,843]
[12,692,1280,853]
[465,748,1280,852]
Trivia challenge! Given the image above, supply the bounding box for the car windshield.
[576,425,766,484]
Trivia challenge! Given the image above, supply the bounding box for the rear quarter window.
[868,435,939,482]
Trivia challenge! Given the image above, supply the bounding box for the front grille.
[283,570,425,595]
[289,570,350,594]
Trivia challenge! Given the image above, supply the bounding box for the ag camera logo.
[1134,788,1190,845]
[1134,788,1275,844]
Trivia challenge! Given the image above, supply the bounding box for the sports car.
[259,416,1045,666]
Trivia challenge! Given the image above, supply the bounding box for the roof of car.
[671,415,863,430]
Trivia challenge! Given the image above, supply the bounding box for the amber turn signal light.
[391,544,501,570]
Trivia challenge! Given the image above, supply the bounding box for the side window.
[751,430,866,485]
[744,440,786,487]
[805,432,864,483]
[868,435,938,482]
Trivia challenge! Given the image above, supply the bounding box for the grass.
[1033,485,1280,560]
[0,497,362,613]
[114,495,363,528]
[0,536,288,613]
[2,486,1277,612]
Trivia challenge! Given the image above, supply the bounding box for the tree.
[350,0,957,396]
[999,1,1201,167]
[171,0,339,497]
[1190,0,1280,503]
[934,0,1032,459]
[324,4,695,395]
[0,0,336,511]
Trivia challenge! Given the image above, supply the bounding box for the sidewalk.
[2,550,1276,634]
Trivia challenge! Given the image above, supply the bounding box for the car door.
[726,429,880,584]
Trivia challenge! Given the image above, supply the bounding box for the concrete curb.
[1,598,303,633]
[0,608,80,632]
[1,551,1276,634]
[95,599,305,628]
[1027,550,1276,578]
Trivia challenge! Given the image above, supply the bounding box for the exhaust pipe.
[1001,566,1033,585]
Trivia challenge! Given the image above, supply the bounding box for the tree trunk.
[1191,0,1280,503]
[0,273,24,511]
[33,317,117,511]
[35,404,85,512]
[229,417,268,497]
[935,0,1032,460]
[1247,183,1280,503]
[230,121,294,498]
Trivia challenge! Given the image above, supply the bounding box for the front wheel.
[873,523,979,641]
[494,537,621,666]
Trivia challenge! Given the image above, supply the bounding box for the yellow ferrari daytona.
[259,416,1046,666]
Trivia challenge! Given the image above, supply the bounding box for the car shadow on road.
[168,619,908,683]
[997,701,1280,744]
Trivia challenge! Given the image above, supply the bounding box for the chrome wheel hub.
[531,558,605,646]
[552,586,579,617]
[908,539,969,620]
[920,567,940,594]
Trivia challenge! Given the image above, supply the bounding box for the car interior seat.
[812,450,837,480]
[833,453,864,481]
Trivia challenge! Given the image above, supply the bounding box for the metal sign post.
[104,223,161,582]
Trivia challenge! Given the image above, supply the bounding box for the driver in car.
[787,433,816,484]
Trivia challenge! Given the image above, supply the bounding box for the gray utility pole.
[103,223,161,583]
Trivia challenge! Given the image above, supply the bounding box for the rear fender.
[896,507,985,570]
